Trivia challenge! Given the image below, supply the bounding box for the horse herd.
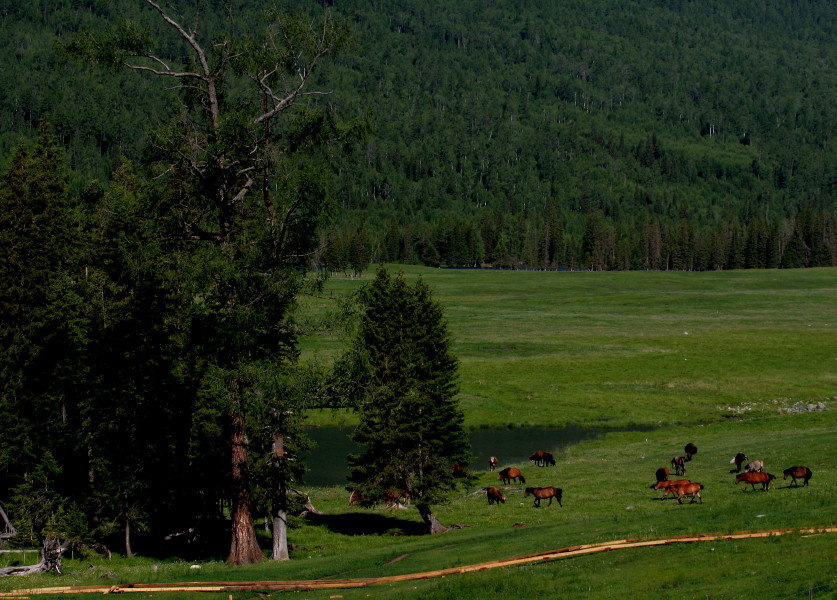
[651,444,814,504]
[484,451,563,508]
[347,444,812,511]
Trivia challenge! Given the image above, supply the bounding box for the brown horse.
[783,466,812,487]
[524,486,563,507]
[485,486,506,505]
[670,456,687,476]
[488,456,498,471]
[653,479,690,497]
[735,471,775,491]
[671,482,704,504]
[684,443,698,461]
[498,467,526,484]
[655,467,670,483]
[529,450,556,467]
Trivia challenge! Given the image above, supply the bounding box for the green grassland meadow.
[1,266,835,599]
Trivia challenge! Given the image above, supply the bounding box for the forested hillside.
[1,0,835,270]
[0,0,835,567]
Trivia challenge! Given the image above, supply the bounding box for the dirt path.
[2,526,834,596]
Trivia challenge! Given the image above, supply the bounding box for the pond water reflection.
[302,424,651,487]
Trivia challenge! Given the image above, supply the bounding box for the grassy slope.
[305,266,837,429]
[2,267,834,599]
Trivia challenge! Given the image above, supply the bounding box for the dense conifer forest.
[0,0,835,272]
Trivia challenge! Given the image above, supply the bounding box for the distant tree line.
[320,205,836,271]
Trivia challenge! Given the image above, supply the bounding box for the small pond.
[302,424,652,487]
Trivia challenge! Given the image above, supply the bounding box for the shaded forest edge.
[0,0,835,271]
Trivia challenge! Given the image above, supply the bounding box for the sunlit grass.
[301,266,837,428]
[2,267,834,599]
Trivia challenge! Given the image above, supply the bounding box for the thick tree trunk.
[417,504,449,535]
[227,415,263,565]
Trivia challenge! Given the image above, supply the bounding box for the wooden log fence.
[0,526,833,596]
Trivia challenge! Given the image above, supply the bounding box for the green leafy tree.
[346,266,472,534]
[65,1,354,564]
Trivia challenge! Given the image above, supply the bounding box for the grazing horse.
[729,452,747,473]
[529,450,556,467]
[524,486,563,507]
[655,467,670,483]
[485,486,506,505]
[670,482,704,504]
[783,466,812,487]
[735,471,775,491]
[670,456,687,476]
[488,456,498,471]
[498,467,526,485]
[653,479,690,496]
[684,443,698,461]
[745,460,764,473]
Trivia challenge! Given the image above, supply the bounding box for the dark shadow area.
[305,511,425,536]
[102,517,230,561]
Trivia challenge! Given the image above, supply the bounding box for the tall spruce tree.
[0,123,78,510]
[347,266,472,534]
[65,1,354,564]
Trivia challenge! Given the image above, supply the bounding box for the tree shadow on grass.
[306,511,425,536]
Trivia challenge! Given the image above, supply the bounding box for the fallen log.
[0,538,70,578]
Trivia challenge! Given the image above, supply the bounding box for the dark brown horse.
[729,452,747,473]
[782,466,812,487]
[498,467,526,485]
[735,471,774,491]
[529,450,556,467]
[485,486,506,505]
[524,486,563,507]
[670,456,687,476]
[655,467,670,483]
[684,443,698,461]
